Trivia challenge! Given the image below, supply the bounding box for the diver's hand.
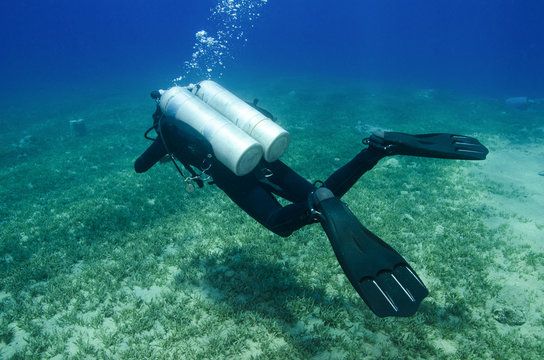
[135,139,167,173]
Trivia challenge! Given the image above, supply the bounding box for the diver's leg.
[264,160,317,203]
[210,162,312,237]
[324,130,489,198]
[265,202,315,237]
[324,148,384,199]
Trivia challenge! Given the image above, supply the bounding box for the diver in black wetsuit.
[135,88,489,318]
[135,93,384,237]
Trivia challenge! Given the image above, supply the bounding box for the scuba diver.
[135,81,489,318]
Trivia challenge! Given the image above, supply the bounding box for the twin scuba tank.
[159,80,290,176]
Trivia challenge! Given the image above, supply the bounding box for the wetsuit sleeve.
[134,139,167,173]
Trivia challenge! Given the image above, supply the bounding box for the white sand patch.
[269,336,287,349]
[36,307,119,357]
[2,254,14,264]
[132,285,167,303]
[163,244,179,256]
[471,138,544,251]
[71,260,85,275]
[0,291,12,302]
[198,284,224,300]
[40,312,65,336]
[431,338,457,355]
[313,348,349,360]
[0,324,29,359]
[239,339,263,359]
[470,136,544,328]
[487,265,543,330]
[65,325,104,356]
[165,265,179,282]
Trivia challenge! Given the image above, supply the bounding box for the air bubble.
[174,0,269,83]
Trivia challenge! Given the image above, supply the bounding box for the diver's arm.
[134,139,167,173]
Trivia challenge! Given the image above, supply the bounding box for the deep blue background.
[1,0,542,102]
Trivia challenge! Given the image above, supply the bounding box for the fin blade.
[377,132,489,160]
[315,195,428,317]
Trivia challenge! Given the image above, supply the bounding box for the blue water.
[1,3,544,357]
[1,0,543,102]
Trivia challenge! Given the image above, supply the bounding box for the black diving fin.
[311,187,428,317]
[365,131,489,160]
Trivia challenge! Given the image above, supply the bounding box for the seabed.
[1,75,543,359]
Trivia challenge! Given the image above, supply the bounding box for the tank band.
[249,117,268,137]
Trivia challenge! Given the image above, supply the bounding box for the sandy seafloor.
[1,75,543,359]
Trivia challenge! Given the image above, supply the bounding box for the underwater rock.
[70,118,87,136]
[416,88,436,99]
[383,158,400,168]
[492,306,526,326]
[491,285,529,326]
[18,135,33,148]
[505,97,530,110]
[434,224,445,236]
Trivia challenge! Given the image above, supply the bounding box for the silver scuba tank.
[192,80,290,162]
[159,86,264,176]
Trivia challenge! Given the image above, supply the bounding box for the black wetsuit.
[135,107,383,237]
